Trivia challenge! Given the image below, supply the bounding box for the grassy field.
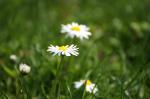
[0,0,150,99]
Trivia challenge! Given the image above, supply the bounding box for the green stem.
[121,80,124,99]
[66,81,73,99]
[56,56,64,78]
[18,75,29,99]
[51,55,64,98]
[82,85,86,99]
[15,63,29,99]
[57,83,61,99]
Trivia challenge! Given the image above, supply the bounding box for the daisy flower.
[61,22,92,40]
[47,44,79,56]
[19,63,31,75]
[74,80,98,94]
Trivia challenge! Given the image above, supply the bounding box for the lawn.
[0,0,150,99]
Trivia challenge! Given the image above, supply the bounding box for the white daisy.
[47,44,79,56]
[61,22,92,40]
[74,80,98,94]
[19,63,31,75]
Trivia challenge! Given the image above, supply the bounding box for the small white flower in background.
[19,63,31,75]
[10,54,17,62]
[47,44,79,56]
[61,22,92,40]
[74,80,98,94]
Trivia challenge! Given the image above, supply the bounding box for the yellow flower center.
[71,26,81,31]
[58,46,68,51]
[86,80,92,85]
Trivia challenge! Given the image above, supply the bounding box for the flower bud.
[10,54,17,62]
[19,63,31,75]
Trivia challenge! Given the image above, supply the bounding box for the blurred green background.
[0,0,150,98]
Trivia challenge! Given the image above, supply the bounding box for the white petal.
[86,84,98,94]
[65,52,71,56]
[74,80,85,89]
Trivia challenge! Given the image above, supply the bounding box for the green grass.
[0,0,150,99]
